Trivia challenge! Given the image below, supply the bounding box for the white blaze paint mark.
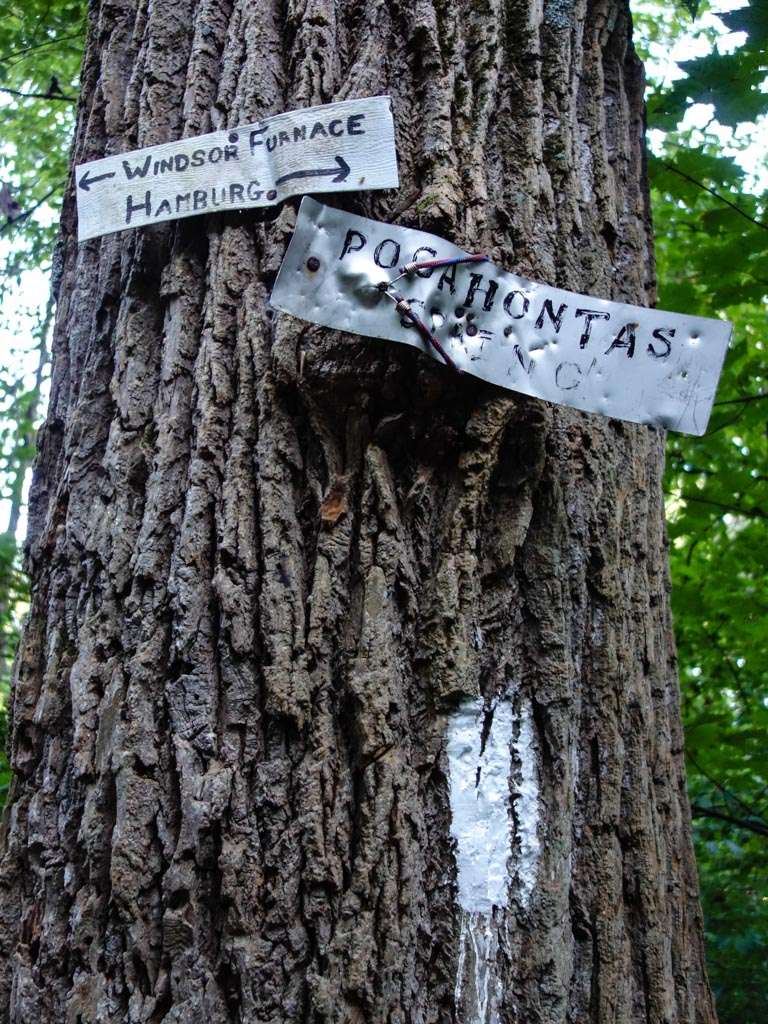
[447,697,542,1023]
[446,698,514,913]
[511,702,541,905]
[447,698,514,1023]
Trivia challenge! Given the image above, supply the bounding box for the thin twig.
[691,804,768,838]
[0,31,84,65]
[714,392,768,407]
[0,85,76,102]
[0,182,64,235]
[689,754,768,823]
[665,490,766,519]
[660,160,768,233]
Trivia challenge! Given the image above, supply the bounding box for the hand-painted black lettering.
[278,130,290,146]
[464,272,499,312]
[223,144,238,161]
[339,229,367,260]
[310,122,329,139]
[293,125,307,142]
[503,290,530,319]
[123,154,152,180]
[155,156,174,174]
[328,119,344,137]
[191,149,206,167]
[648,326,674,358]
[347,114,366,135]
[249,127,266,152]
[604,322,636,358]
[515,345,535,374]
[176,193,191,212]
[174,154,189,172]
[230,183,244,204]
[266,136,278,152]
[193,190,208,210]
[210,147,224,163]
[246,181,263,200]
[555,362,582,390]
[155,198,172,217]
[534,298,568,332]
[374,238,401,269]
[411,247,438,278]
[437,264,457,295]
[574,308,610,348]
[125,191,151,224]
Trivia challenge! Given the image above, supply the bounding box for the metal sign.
[75,97,398,241]
[270,198,731,435]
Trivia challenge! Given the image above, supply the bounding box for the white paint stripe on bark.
[511,701,541,905]
[446,698,514,914]
[447,697,542,1023]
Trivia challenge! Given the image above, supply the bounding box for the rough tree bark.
[0,0,716,1021]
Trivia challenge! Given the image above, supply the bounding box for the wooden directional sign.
[75,97,398,241]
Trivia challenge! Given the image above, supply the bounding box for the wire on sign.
[381,254,488,372]
[387,252,488,287]
[385,290,460,373]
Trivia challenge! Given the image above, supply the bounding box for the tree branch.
[714,392,768,407]
[691,804,768,838]
[0,31,84,65]
[0,85,76,102]
[665,490,767,519]
[0,183,64,235]
[660,160,768,233]
[689,754,768,823]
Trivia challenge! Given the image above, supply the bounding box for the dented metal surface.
[271,198,732,435]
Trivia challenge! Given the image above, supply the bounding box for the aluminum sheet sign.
[271,198,731,435]
[75,97,398,241]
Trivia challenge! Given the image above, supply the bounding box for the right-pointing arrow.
[275,155,351,188]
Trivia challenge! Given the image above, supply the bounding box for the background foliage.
[0,0,86,800]
[634,3,768,1019]
[0,2,765,1020]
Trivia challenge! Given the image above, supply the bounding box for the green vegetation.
[0,0,86,805]
[634,4,768,1019]
[0,2,765,1020]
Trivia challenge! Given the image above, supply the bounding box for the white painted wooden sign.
[75,97,398,241]
[270,198,732,435]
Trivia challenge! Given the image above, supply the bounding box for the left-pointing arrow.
[78,169,116,192]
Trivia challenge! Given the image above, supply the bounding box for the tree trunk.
[0,1,716,1022]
